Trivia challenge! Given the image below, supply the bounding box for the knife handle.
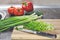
[37,32,57,38]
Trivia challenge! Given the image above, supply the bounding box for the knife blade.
[21,29,57,38]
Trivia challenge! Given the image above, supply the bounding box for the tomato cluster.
[8,1,33,16]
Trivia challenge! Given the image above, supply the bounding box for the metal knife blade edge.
[21,29,57,38]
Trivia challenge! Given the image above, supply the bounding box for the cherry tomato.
[8,6,15,15]
[13,8,24,16]
[22,1,33,12]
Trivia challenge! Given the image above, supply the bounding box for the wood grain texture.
[11,19,60,40]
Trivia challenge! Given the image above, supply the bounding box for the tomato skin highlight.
[22,1,33,12]
[13,8,24,16]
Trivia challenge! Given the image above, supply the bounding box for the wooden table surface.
[11,19,60,40]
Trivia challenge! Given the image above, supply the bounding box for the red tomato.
[13,8,24,16]
[8,6,15,15]
[22,1,33,12]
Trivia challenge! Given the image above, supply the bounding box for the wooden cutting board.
[11,19,60,40]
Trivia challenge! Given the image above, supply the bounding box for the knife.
[21,29,57,38]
